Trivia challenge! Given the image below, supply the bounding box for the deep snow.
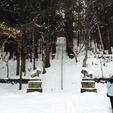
[0,37,113,113]
[0,83,111,113]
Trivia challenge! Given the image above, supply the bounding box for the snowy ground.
[0,37,113,113]
[0,83,111,113]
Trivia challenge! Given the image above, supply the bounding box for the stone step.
[27,88,42,93]
[81,88,97,93]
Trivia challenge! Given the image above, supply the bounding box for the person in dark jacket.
[107,76,113,112]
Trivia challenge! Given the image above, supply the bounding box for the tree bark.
[19,57,23,90]
[32,31,36,70]
[45,37,51,68]
[82,31,89,67]
[65,11,74,58]
[19,38,24,90]
[106,28,112,54]
[6,61,9,78]
[30,33,32,62]
[19,44,23,90]
[77,31,80,46]
[51,36,56,54]
[22,47,26,73]
[96,20,105,53]
[16,40,20,75]
[35,37,38,59]
[42,36,46,74]
[45,47,51,68]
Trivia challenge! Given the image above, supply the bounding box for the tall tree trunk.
[45,47,51,68]
[19,42,24,90]
[94,36,97,53]
[42,36,46,74]
[45,37,51,68]
[22,47,26,73]
[39,39,42,54]
[35,38,38,59]
[65,11,73,58]
[32,31,36,70]
[77,31,80,46]
[82,31,89,67]
[106,28,112,54]
[30,33,32,62]
[51,36,56,59]
[23,47,26,76]
[19,56,23,90]
[19,38,25,90]
[42,53,46,74]
[6,61,9,78]
[96,20,105,53]
[33,53,36,70]
[16,40,20,75]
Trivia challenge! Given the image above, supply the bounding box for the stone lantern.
[81,67,97,93]
[27,69,42,93]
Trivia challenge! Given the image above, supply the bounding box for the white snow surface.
[0,37,113,113]
[0,83,111,113]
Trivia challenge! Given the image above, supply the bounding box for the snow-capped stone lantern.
[81,67,97,93]
[27,68,42,93]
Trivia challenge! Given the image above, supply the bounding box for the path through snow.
[41,37,82,93]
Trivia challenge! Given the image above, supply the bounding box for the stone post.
[81,68,97,93]
[27,69,42,93]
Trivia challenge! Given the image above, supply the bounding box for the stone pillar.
[81,68,97,93]
[27,79,42,93]
[27,69,42,93]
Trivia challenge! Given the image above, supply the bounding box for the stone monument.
[81,67,97,93]
[27,69,42,93]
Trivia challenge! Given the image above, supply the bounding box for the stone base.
[27,88,42,93]
[81,88,97,93]
[27,78,43,93]
[28,81,42,88]
[81,80,95,88]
